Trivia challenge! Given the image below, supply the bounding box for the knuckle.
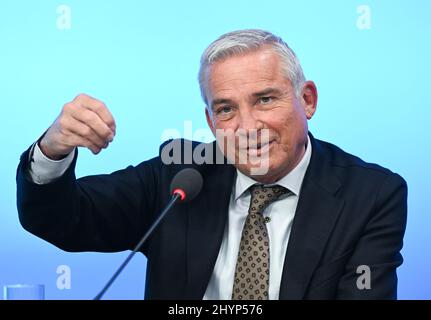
[74,93,87,101]
[102,128,112,139]
[84,111,96,124]
[63,102,74,113]
[58,117,67,129]
[82,126,92,136]
[108,119,116,129]
[94,101,106,111]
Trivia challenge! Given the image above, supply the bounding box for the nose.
[237,105,263,132]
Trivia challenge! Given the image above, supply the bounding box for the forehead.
[206,48,286,98]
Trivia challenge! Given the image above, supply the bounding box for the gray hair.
[198,29,306,106]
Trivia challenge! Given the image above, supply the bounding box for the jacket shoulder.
[314,138,406,186]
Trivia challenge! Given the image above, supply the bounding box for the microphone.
[94,168,203,300]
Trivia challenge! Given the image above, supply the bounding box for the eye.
[259,96,274,104]
[216,105,232,115]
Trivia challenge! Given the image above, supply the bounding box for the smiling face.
[204,46,318,183]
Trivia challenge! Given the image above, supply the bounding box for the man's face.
[205,47,317,183]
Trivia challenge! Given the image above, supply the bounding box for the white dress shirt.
[204,136,312,300]
[28,143,75,184]
[28,137,312,300]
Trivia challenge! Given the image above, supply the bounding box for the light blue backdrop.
[1,0,429,299]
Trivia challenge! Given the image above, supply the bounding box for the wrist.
[38,139,68,161]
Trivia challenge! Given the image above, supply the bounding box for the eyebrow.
[210,87,283,110]
[252,87,283,98]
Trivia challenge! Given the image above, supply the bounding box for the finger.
[69,107,114,142]
[74,94,116,132]
[63,134,102,155]
[62,116,107,149]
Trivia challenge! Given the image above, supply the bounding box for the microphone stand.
[94,193,181,300]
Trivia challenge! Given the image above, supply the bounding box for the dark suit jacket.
[16,133,407,299]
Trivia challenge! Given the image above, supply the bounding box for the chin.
[250,172,279,184]
[237,163,278,184]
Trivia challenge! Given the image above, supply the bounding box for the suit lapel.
[279,134,345,299]
[185,143,236,299]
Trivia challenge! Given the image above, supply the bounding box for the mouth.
[245,139,275,153]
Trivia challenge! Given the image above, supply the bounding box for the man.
[16,29,407,299]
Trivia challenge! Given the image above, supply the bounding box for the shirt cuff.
[28,143,76,185]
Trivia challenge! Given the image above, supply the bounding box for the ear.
[300,81,318,119]
[205,107,216,136]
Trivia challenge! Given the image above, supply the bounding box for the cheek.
[213,117,238,131]
[267,111,305,158]
[275,108,306,137]
[271,142,290,162]
[265,111,293,139]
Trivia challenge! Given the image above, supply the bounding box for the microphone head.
[170,168,203,203]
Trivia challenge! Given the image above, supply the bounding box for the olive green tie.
[232,184,289,300]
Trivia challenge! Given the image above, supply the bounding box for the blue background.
[1,0,429,299]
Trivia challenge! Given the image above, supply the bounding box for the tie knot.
[249,184,289,214]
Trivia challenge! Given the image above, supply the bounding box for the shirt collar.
[234,135,312,201]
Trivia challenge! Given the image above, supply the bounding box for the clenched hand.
[39,94,116,160]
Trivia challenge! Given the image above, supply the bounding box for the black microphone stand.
[94,192,181,300]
